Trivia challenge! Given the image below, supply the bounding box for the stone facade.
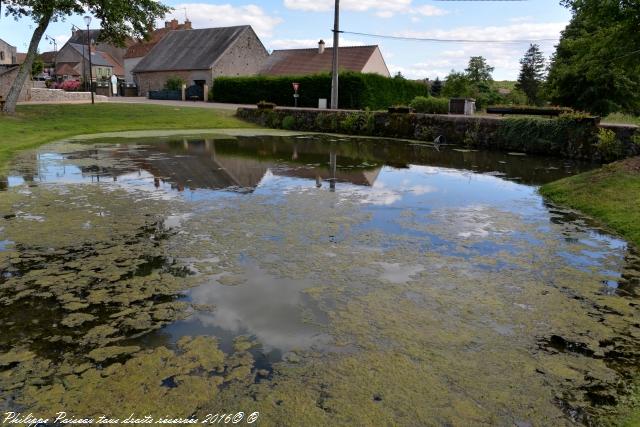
[134,27,269,97]
[29,88,109,103]
[0,67,31,101]
[0,39,17,65]
[211,29,269,79]
[136,70,210,97]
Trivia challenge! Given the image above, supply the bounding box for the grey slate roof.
[68,29,102,45]
[133,26,250,73]
[68,43,113,67]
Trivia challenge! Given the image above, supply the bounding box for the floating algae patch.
[0,134,639,425]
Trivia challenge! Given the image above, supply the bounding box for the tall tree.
[430,77,443,97]
[516,44,546,105]
[547,0,640,115]
[465,56,494,84]
[442,71,473,98]
[1,0,170,114]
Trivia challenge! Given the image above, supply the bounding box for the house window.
[0,51,4,61]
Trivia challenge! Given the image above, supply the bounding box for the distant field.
[603,113,640,126]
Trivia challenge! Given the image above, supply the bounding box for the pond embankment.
[237,108,640,162]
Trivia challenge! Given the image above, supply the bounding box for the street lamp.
[84,15,95,105]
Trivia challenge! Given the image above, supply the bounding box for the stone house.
[0,38,17,65]
[124,19,192,84]
[260,41,391,77]
[0,66,31,101]
[66,29,128,69]
[133,26,269,96]
[54,42,122,82]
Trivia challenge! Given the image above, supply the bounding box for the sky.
[0,0,571,80]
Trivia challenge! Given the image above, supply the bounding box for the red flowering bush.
[60,80,81,91]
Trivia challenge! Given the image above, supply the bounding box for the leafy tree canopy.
[1,0,171,113]
[465,56,494,84]
[547,0,640,115]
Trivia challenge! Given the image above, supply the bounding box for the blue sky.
[0,0,571,80]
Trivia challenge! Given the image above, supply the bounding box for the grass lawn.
[602,113,640,126]
[542,157,640,426]
[540,157,640,249]
[0,103,255,170]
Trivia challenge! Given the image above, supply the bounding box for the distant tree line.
[431,1,639,116]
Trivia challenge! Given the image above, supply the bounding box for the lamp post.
[71,24,86,88]
[84,16,95,105]
[330,0,340,109]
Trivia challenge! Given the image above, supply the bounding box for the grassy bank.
[542,157,640,426]
[0,104,254,170]
[603,113,640,126]
[540,157,640,248]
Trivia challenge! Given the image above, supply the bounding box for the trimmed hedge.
[409,96,449,114]
[212,72,429,110]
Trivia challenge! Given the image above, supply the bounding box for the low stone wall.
[237,108,640,162]
[29,88,109,103]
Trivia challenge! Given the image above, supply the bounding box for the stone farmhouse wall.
[135,28,268,97]
[30,88,109,103]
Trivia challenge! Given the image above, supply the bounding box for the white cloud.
[390,21,567,80]
[164,3,282,37]
[283,0,447,18]
[412,5,448,17]
[267,37,365,50]
[397,22,566,43]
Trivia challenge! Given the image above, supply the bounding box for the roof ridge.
[272,45,379,52]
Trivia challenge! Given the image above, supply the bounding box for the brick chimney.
[318,40,325,54]
[183,19,192,30]
[165,19,179,30]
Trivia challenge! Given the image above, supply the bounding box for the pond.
[0,131,638,425]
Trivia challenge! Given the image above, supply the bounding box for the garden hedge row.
[212,72,429,110]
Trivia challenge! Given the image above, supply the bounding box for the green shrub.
[257,101,276,110]
[410,96,449,114]
[164,76,186,91]
[595,128,625,162]
[212,72,429,110]
[340,111,375,134]
[495,115,600,157]
[282,115,296,130]
[632,132,640,146]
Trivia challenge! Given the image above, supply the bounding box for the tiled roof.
[260,45,378,76]
[15,53,27,64]
[124,25,190,59]
[133,26,250,73]
[39,51,57,63]
[56,63,80,76]
[68,43,115,67]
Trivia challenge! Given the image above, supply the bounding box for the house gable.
[133,26,252,73]
[361,47,391,77]
[211,26,269,78]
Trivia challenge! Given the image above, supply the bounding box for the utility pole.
[330,0,340,109]
[84,16,95,105]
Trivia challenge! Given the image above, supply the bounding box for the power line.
[339,30,558,44]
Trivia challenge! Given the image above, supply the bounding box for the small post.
[292,82,300,108]
[181,84,186,101]
[203,84,209,102]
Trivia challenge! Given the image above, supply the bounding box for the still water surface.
[0,132,638,425]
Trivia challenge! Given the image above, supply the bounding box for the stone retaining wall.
[237,107,640,162]
[30,88,109,103]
